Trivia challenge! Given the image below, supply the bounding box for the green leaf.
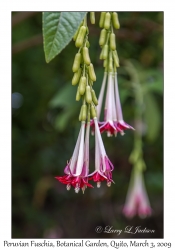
[144,92,162,142]
[43,12,87,63]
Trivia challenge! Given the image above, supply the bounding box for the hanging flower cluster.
[55,12,152,219]
[55,13,114,193]
[93,12,134,137]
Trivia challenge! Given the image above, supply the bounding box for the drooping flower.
[99,72,117,137]
[114,72,134,135]
[123,170,152,218]
[94,70,134,136]
[55,122,93,193]
[88,117,114,187]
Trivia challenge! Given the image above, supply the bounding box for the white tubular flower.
[55,122,93,193]
[88,118,114,187]
[114,72,134,135]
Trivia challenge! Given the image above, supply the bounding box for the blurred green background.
[12,12,163,238]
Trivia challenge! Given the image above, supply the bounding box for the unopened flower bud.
[112,12,120,29]
[79,76,86,95]
[99,29,107,46]
[79,104,87,121]
[99,12,106,28]
[108,52,113,72]
[72,52,81,72]
[88,63,96,82]
[85,86,92,104]
[82,104,87,121]
[102,44,108,60]
[76,86,81,101]
[90,105,97,118]
[112,50,120,67]
[90,12,95,24]
[103,58,108,68]
[82,47,91,65]
[72,68,82,85]
[91,89,98,106]
[110,33,116,51]
[75,25,87,48]
[104,12,111,30]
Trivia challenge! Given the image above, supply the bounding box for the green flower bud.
[112,12,120,29]
[99,12,106,28]
[79,76,86,95]
[75,26,87,48]
[99,29,107,46]
[88,63,96,82]
[90,105,97,118]
[72,52,81,72]
[90,12,95,24]
[110,33,116,51]
[108,51,113,72]
[81,104,87,121]
[112,50,120,67]
[102,44,108,60]
[76,86,81,101]
[104,12,111,30]
[82,47,91,65]
[91,89,98,106]
[103,58,108,68]
[72,68,82,85]
[85,86,92,104]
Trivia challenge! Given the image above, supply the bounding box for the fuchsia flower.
[55,122,93,193]
[88,118,114,187]
[100,72,118,136]
[93,71,134,136]
[114,72,134,134]
[123,170,152,218]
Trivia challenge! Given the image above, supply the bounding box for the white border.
[1,0,175,248]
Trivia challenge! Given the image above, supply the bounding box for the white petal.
[112,74,117,121]
[114,72,123,121]
[84,122,90,175]
[97,72,107,120]
[106,73,114,121]
[75,122,85,176]
[95,125,101,171]
[69,122,84,173]
[94,118,106,157]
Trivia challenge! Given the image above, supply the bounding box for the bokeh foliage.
[12,12,163,238]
